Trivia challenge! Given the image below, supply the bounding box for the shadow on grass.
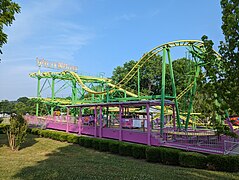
[0,133,37,150]
[13,139,239,180]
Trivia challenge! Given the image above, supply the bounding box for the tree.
[6,114,27,151]
[0,0,20,61]
[219,0,239,113]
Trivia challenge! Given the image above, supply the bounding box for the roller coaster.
[30,40,221,131]
[27,39,239,154]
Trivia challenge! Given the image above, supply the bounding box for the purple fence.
[24,115,239,154]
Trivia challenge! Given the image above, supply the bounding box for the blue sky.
[0,0,224,100]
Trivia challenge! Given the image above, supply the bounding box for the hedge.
[179,152,207,169]
[207,154,239,172]
[119,142,133,156]
[131,144,146,159]
[146,147,161,163]
[3,127,238,173]
[160,147,181,165]
[99,139,110,152]
[109,141,120,154]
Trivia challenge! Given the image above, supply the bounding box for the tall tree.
[219,0,239,113]
[0,0,20,61]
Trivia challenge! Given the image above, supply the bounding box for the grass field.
[0,134,239,180]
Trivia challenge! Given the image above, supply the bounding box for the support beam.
[160,47,167,135]
[137,66,140,97]
[167,48,181,129]
[147,103,151,145]
[99,106,102,138]
[185,65,200,130]
[78,107,82,135]
[66,108,70,133]
[94,106,97,137]
[50,78,55,116]
[119,105,122,141]
[36,75,41,116]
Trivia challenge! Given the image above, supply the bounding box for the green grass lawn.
[0,134,239,180]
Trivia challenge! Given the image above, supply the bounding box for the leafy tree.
[6,114,28,151]
[0,0,20,61]
[219,0,239,114]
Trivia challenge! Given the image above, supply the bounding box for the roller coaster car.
[54,110,61,116]
[230,116,239,126]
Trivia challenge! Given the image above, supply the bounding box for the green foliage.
[109,141,119,154]
[160,148,181,165]
[207,154,239,172]
[67,134,79,144]
[214,124,239,138]
[78,136,86,146]
[84,137,93,148]
[118,142,133,156]
[131,144,146,159]
[219,0,239,113]
[179,152,207,169]
[6,114,28,151]
[0,0,21,57]
[99,139,110,152]
[91,138,100,150]
[0,123,9,133]
[146,147,161,163]
[58,132,69,142]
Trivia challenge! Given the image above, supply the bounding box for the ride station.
[25,40,239,155]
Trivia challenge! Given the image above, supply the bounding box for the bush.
[99,139,110,152]
[84,138,93,148]
[146,147,161,163]
[40,130,50,138]
[6,114,28,151]
[0,124,9,134]
[109,141,119,154]
[58,132,69,142]
[67,134,79,144]
[92,138,100,150]
[132,144,146,159]
[119,142,133,156]
[179,152,207,169]
[207,154,239,172]
[31,128,40,135]
[160,148,181,165]
[78,136,86,146]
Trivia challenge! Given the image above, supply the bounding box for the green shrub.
[99,139,110,152]
[179,152,207,169]
[31,128,40,135]
[0,124,9,134]
[49,131,59,140]
[58,132,69,142]
[119,142,133,156]
[40,130,50,138]
[132,144,146,159]
[146,147,161,163]
[84,138,93,148]
[109,141,119,154]
[160,147,181,165]
[6,114,28,151]
[67,134,79,144]
[92,138,100,150]
[207,154,239,172]
[78,136,86,146]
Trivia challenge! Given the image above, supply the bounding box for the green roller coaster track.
[30,40,221,132]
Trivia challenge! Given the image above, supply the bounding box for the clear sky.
[0,0,224,101]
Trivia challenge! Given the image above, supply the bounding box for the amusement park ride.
[26,40,239,154]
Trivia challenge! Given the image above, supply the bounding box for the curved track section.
[116,40,220,88]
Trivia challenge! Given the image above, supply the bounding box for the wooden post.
[146,103,151,145]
